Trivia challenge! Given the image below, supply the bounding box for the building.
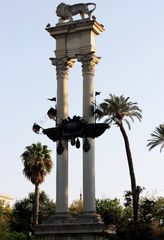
[0,194,14,207]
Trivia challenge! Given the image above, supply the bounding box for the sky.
[0,0,164,204]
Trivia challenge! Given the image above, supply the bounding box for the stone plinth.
[34,214,105,240]
[46,20,104,58]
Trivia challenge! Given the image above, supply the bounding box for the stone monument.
[34,2,107,239]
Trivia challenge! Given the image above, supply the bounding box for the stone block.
[46,20,104,58]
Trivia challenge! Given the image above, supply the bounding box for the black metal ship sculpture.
[33,114,109,154]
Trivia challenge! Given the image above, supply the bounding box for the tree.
[154,197,164,226]
[147,124,164,152]
[97,94,142,223]
[69,195,83,216]
[0,200,29,240]
[21,142,53,225]
[0,232,29,240]
[0,200,12,233]
[139,197,156,223]
[11,191,56,234]
[96,198,123,226]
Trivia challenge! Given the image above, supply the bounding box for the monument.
[34,2,108,239]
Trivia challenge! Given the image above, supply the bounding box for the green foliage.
[0,192,163,239]
[69,198,83,216]
[115,195,164,240]
[37,191,56,223]
[123,190,133,208]
[11,191,56,234]
[0,200,12,233]
[154,197,164,226]
[116,222,159,240]
[139,197,156,223]
[98,94,142,224]
[0,231,29,240]
[98,94,142,129]
[138,196,164,226]
[96,198,123,226]
[99,193,164,239]
[0,200,29,239]
[11,197,33,233]
[21,142,53,225]
[147,124,164,152]
[21,142,53,185]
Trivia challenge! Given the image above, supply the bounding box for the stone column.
[50,57,75,214]
[78,53,100,214]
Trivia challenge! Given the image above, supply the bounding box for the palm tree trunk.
[119,123,139,223]
[34,183,40,225]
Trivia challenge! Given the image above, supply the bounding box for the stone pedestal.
[34,214,105,240]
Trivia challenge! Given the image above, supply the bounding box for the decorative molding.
[50,57,76,79]
[77,53,101,75]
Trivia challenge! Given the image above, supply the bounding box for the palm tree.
[147,124,164,152]
[97,94,142,223]
[21,142,53,225]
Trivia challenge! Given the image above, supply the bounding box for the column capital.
[77,53,101,75]
[50,57,76,78]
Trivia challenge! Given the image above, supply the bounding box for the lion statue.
[56,2,96,22]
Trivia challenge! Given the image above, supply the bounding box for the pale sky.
[1,0,164,204]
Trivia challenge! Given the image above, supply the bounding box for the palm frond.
[124,118,131,130]
[97,94,142,129]
[160,143,164,152]
[21,142,53,185]
[147,124,164,152]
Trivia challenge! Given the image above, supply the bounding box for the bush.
[0,231,29,240]
[116,222,160,240]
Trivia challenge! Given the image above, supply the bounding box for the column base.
[77,211,101,223]
[44,212,73,224]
